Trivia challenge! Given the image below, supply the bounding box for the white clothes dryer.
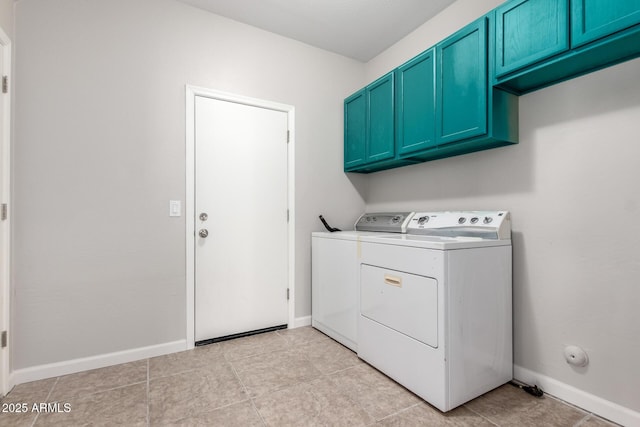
[357,211,512,412]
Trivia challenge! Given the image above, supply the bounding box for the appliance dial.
[458,217,466,224]
[470,217,479,224]
[483,217,493,224]
[418,216,429,225]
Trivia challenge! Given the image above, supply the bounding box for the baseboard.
[514,365,639,427]
[292,315,311,328]
[10,340,187,388]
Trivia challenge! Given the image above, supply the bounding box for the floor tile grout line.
[573,413,590,427]
[226,338,341,404]
[575,413,620,427]
[327,360,364,376]
[149,357,252,424]
[30,376,59,427]
[214,328,333,364]
[463,403,502,426]
[223,346,290,364]
[230,346,328,403]
[221,335,316,363]
[146,358,150,427]
[323,364,425,424]
[374,402,422,423]
[542,391,619,426]
[227,357,267,426]
[249,397,268,426]
[148,365,210,382]
[167,398,256,425]
[50,379,149,402]
[275,328,331,346]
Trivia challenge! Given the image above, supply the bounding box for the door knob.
[199,229,209,238]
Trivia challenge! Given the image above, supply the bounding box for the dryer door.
[361,264,438,348]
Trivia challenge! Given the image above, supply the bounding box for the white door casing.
[0,25,11,396]
[185,87,295,348]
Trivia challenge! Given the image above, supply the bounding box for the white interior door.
[194,95,289,342]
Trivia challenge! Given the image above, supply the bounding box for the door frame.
[185,86,295,350]
[0,24,12,395]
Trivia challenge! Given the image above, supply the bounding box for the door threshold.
[195,324,288,346]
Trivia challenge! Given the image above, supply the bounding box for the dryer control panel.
[355,212,414,233]
[408,211,511,240]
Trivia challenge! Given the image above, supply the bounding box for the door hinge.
[1,331,6,348]
[1,203,6,221]
[286,209,289,223]
[286,130,290,143]
[286,288,290,300]
[2,76,7,94]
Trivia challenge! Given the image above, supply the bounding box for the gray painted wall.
[11,0,640,417]
[365,0,640,413]
[0,0,13,39]
[12,0,365,369]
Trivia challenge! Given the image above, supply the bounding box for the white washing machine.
[311,212,413,351]
[357,211,512,412]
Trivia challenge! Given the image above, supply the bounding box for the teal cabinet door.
[495,0,569,78]
[344,89,366,170]
[572,0,640,47]
[436,18,488,145]
[396,48,436,156]
[366,73,395,163]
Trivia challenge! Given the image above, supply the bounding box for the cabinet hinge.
[1,203,6,221]
[2,76,7,94]
[286,209,289,223]
[286,130,290,143]
[1,331,6,348]
[286,288,290,300]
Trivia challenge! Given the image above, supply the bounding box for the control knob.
[418,216,429,225]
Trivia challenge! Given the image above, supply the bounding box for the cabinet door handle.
[384,275,402,287]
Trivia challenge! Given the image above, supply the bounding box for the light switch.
[169,200,181,217]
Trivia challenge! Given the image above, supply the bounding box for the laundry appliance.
[311,212,413,351]
[357,211,512,412]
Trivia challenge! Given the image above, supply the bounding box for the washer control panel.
[355,212,415,233]
[408,211,511,240]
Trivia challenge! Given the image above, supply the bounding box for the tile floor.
[0,327,619,426]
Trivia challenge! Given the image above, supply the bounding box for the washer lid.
[408,211,511,240]
[354,212,415,233]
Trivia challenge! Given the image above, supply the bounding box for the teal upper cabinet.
[396,49,436,156]
[494,0,640,94]
[344,15,519,173]
[366,73,395,163]
[344,89,366,170]
[344,72,398,172]
[436,18,488,145]
[495,0,569,78]
[433,16,518,159]
[572,0,640,47]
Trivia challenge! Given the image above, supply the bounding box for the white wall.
[364,0,640,417]
[12,0,365,370]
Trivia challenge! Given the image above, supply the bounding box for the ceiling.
[175,0,457,62]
